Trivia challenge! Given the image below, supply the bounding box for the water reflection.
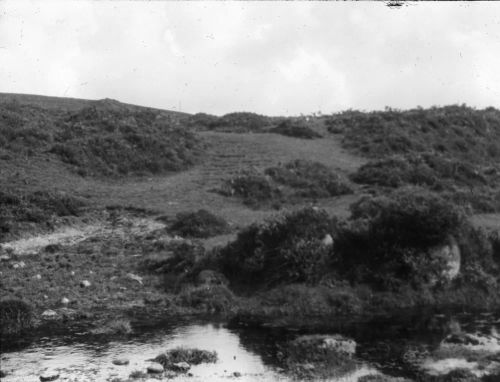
[1,311,500,382]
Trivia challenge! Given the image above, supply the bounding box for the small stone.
[41,309,58,319]
[112,358,129,366]
[34,274,42,280]
[0,370,7,378]
[171,362,190,373]
[61,297,70,305]
[146,362,164,374]
[321,234,334,247]
[80,280,91,288]
[233,371,242,377]
[43,295,48,299]
[70,271,75,276]
[40,371,59,381]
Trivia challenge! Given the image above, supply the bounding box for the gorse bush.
[0,189,86,233]
[217,208,334,287]
[270,119,322,139]
[219,173,282,208]
[333,188,467,289]
[209,112,272,132]
[169,209,230,238]
[266,160,352,198]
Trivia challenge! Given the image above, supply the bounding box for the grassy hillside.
[325,105,500,213]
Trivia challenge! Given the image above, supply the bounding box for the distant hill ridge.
[0,92,188,117]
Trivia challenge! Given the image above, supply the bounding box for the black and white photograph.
[1,1,500,381]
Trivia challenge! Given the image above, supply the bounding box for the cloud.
[0,1,499,115]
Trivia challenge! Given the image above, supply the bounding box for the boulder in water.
[41,310,58,319]
[171,362,191,373]
[146,362,164,374]
[40,371,59,381]
[112,358,129,366]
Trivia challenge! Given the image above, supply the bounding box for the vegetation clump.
[175,284,237,314]
[0,189,86,234]
[169,209,230,238]
[219,173,282,208]
[270,118,322,139]
[154,347,218,368]
[90,318,132,335]
[208,112,272,132]
[0,299,34,336]
[217,208,334,287]
[266,159,352,198]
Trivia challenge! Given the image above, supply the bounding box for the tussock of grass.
[175,285,237,314]
[154,347,218,368]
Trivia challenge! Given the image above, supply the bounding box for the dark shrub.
[184,113,220,130]
[175,285,237,314]
[334,188,466,288]
[0,299,34,336]
[209,112,272,132]
[270,119,322,139]
[219,173,282,208]
[217,208,334,287]
[169,209,230,238]
[265,160,352,198]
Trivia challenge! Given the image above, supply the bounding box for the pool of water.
[1,312,500,382]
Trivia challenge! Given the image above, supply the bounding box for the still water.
[1,312,500,382]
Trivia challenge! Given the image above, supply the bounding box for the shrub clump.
[334,188,469,289]
[266,160,352,198]
[270,119,322,139]
[208,112,272,132]
[90,318,132,335]
[0,299,34,336]
[169,209,230,238]
[154,347,217,369]
[219,173,282,208]
[217,208,334,287]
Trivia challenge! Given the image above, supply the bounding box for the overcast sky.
[1,1,499,116]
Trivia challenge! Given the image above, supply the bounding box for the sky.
[0,1,499,116]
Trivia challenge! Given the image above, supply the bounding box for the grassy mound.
[270,118,322,139]
[0,100,203,177]
[169,209,230,238]
[50,106,203,177]
[0,299,34,336]
[326,105,500,162]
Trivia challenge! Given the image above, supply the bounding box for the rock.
[39,371,59,381]
[34,274,42,280]
[146,362,164,374]
[0,370,7,378]
[233,371,242,377]
[70,271,75,276]
[12,261,26,269]
[170,362,190,373]
[61,297,70,305]
[292,334,356,356]
[41,309,58,319]
[127,273,143,285]
[112,358,129,366]
[321,234,334,247]
[80,280,91,288]
[197,269,228,286]
[0,254,11,261]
